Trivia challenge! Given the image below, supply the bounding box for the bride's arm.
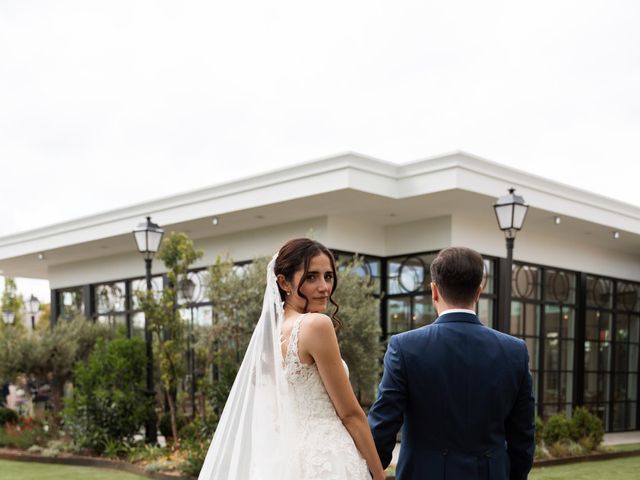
[300,314,386,480]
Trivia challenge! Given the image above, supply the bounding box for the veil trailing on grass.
[198,253,299,480]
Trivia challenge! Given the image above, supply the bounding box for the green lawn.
[0,459,147,480]
[530,456,640,479]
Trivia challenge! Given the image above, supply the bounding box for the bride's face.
[286,253,335,313]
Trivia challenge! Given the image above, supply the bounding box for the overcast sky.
[1,1,639,299]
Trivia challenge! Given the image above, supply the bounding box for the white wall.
[48,217,329,288]
[384,216,452,256]
[451,212,640,281]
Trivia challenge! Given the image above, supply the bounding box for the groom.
[368,247,535,479]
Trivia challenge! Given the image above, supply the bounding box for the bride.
[198,238,385,480]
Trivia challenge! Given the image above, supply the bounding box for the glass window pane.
[543,372,559,403]
[561,308,575,339]
[600,342,612,372]
[584,340,598,371]
[544,305,560,337]
[477,297,493,328]
[388,297,411,333]
[482,259,495,294]
[130,276,163,309]
[413,295,437,328]
[524,304,540,337]
[131,312,145,338]
[613,374,627,402]
[616,314,630,342]
[544,269,576,305]
[599,312,612,343]
[525,338,538,371]
[597,374,610,403]
[561,340,574,371]
[510,301,524,336]
[95,282,126,314]
[512,265,541,300]
[584,373,598,403]
[585,310,599,341]
[628,374,637,401]
[615,344,629,372]
[617,282,640,313]
[612,402,627,431]
[60,287,84,319]
[560,372,573,404]
[630,315,640,343]
[544,338,559,371]
[629,345,639,373]
[587,276,613,309]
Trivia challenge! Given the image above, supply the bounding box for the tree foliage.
[0,315,112,423]
[137,232,203,445]
[199,254,381,409]
[63,337,152,453]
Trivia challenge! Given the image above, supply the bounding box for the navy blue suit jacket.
[368,312,535,480]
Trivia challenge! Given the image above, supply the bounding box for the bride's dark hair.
[275,238,342,330]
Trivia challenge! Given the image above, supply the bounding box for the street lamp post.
[133,216,164,444]
[25,295,41,331]
[179,275,197,419]
[493,188,529,333]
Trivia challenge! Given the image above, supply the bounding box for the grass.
[0,459,147,480]
[610,442,640,452]
[529,456,640,479]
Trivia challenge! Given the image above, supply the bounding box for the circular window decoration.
[398,256,427,293]
[548,271,571,303]
[618,282,638,312]
[513,265,537,299]
[590,278,612,309]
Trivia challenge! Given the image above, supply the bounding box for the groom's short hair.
[430,247,484,306]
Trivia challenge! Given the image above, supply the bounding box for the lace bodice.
[281,314,369,480]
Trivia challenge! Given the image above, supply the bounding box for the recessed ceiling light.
[255,215,264,220]
[37,252,45,260]
[613,231,620,239]
[553,216,561,225]
[212,216,219,226]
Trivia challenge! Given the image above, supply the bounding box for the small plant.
[534,415,544,446]
[0,407,19,427]
[571,406,604,449]
[542,413,573,445]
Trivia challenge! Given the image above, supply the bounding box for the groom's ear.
[431,282,439,303]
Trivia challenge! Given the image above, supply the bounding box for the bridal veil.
[198,253,299,480]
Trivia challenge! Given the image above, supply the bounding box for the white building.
[1,151,639,431]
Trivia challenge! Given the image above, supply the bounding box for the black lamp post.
[25,295,40,331]
[493,188,529,333]
[179,275,197,419]
[2,309,15,326]
[133,216,164,444]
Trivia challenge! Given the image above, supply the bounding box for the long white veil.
[198,253,298,480]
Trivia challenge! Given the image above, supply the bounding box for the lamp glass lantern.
[26,294,41,316]
[133,217,164,260]
[2,309,15,325]
[179,276,196,303]
[493,188,529,238]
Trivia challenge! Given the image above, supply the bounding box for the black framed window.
[510,263,577,420]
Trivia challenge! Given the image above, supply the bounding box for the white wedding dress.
[197,254,370,480]
[282,314,370,480]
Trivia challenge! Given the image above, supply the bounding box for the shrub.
[178,414,218,442]
[0,407,19,426]
[63,337,152,454]
[534,415,544,446]
[571,406,604,449]
[159,412,188,440]
[542,413,573,445]
[0,416,49,449]
[179,437,209,477]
